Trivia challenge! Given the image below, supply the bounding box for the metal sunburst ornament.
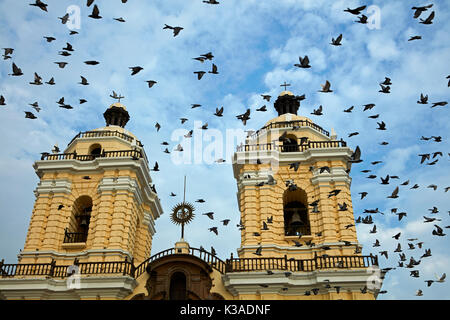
[171,202,195,226]
[170,176,195,239]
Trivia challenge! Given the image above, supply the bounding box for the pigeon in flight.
[294,55,311,68]
[129,66,143,75]
[29,0,48,12]
[412,4,433,19]
[419,11,435,24]
[344,5,366,15]
[330,34,343,46]
[9,63,23,76]
[163,24,184,37]
[318,80,333,92]
[88,5,102,19]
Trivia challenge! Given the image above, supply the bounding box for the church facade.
[0,92,383,300]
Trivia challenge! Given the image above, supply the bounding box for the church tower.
[226,90,383,299]
[0,101,163,299]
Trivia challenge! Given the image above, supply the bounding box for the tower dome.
[103,102,130,128]
[273,91,303,116]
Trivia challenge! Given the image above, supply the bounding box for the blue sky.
[0,0,449,299]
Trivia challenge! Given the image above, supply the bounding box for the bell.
[80,216,88,227]
[290,212,303,228]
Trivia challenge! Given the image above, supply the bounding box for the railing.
[249,119,330,139]
[1,252,377,279]
[63,230,88,243]
[0,258,134,278]
[237,139,347,152]
[225,254,377,273]
[68,130,143,147]
[134,247,228,278]
[41,149,143,161]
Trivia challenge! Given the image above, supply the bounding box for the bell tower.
[228,90,383,299]
[0,101,163,299]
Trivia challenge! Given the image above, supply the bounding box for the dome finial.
[104,91,130,127]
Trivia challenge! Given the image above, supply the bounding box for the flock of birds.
[1,1,449,299]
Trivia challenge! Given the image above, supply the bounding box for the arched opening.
[281,134,299,152]
[64,196,92,243]
[284,189,311,236]
[169,272,187,300]
[89,143,102,157]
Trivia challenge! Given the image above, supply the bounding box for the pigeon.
[311,105,323,115]
[349,146,362,163]
[79,76,89,85]
[29,102,41,112]
[29,0,48,12]
[412,4,433,19]
[330,34,343,46]
[208,63,219,75]
[363,103,375,111]
[214,106,224,117]
[0,95,5,106]
[236,109,251,125]
[359,192,368,199]
[129,66,143,75]
[256,105,267,112]
[194,71,206,80]
[431,101,448,108]
[344,5,366,15]
[203,212,214,220]
[294,55,311,68]
[355,14,368,24]
[417,93,428,104]
[261,95,271,102]
[151,162,159,171]
[419,11,435,24]
[58,13,70,24]
[88,5,102,19]
[44,36,56,42]
[84,60,100,65]
[46,77,55,85]
[387,186,399,199]
[29,72,43,85]
[146,80,157,88]
[379,84,390,93]
[9,63,23,76]
[289,162,300,172]
[319,80,333,93]
[114,17,126,22]
[376,121,386,130]
[408,35,422,41]
[432,225,445,236]
[203,0,220,4]
[163,24,184,37]
[193,56,206,63]
[253,245,262,256]
[435,273,446,283]
[25,111,37,119]
[55,62,68,68]
[343,106,354,113]
[209,227,218,235]
[380,175,390,184]
[174,144,183,152]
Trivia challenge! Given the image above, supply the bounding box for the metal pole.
[181,175,186,239]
